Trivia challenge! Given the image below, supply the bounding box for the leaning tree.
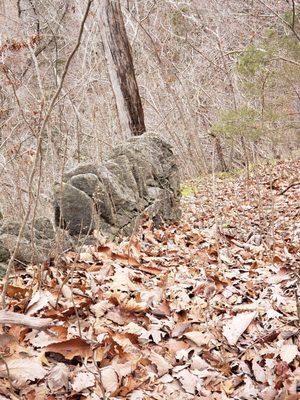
[99,0,146,137]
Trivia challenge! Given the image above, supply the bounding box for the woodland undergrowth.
[0,157,299,400]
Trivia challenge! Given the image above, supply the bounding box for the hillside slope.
[0,158,299,399]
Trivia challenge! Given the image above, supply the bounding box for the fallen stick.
[280,182,300,195]
[0,311,54,330]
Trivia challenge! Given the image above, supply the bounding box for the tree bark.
[99,0,145,136]
[210,133,228,172]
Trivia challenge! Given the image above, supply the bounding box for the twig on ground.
[280,182,300,195]
[0,310,55,330]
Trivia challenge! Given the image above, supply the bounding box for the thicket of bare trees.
[0,0,299,220]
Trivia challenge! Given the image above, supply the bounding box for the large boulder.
[54,183,95,236]
[0,217,73,267]
[54,133,181,236]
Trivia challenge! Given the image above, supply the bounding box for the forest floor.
[0,157,299,400]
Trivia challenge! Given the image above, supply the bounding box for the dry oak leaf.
[173,367,198,394]
[0,334,20,355]
[279,344,298,364]
[112,360,135,379]
[44,337,93,360]
[26,290,55,315]
[90,300,113,318]
[27,329,67,348]
[100,366,119,394]
[252,358,266,383]
[0,357,47,387]
[150,352,173,376]
[47,363,69,392]
[171,322,191,338]
[122,322,149,342]
[72,371,95,392]
[190,355,210,371]
[223,311,257,345]
[184,331,212,347]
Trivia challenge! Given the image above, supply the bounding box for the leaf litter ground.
[0,158,299,399]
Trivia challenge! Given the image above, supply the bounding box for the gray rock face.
[0,240,10,262]
[0,134,180,270]
[0,218,73,267]
[54,133,181,236]
[54,183,95,236]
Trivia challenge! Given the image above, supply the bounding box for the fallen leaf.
[90,300,113,317]
[26,290,55,315]
[47,363,69,392]
[223,312,257,345]
[0,357,47,387]
[100,366,119,394]
[150,352,172,376]
[279,344,298,364]
[173,368,198,394]
[72,371,95,392]
[184,331,211,347]
[252,358,266,383]
[171,322,191,338]
[44,337,92,360]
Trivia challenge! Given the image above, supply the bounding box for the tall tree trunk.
[213,135,228,172]
[99,0,145,136]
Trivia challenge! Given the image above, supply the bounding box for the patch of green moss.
[181,184,197,197]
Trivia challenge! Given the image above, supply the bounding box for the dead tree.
[99,0,146,136]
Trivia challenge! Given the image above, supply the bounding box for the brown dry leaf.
[252,358,266,383]
[166,339,190,357]
[72,371,95,392]
[109,268,138,292]
[223,312,257,345]
[190,355,210,371]
[44,337,92,360]
[47,363,69,392]
[112,359,135,379]
[0,334,20,355]
[26,290,55,315]
[0,357,47,387]
[122,298,148,313]
[4,285,29,299]
[279,344,298,364]
[20,384,48,400]
[171,322,191,338]
[94,245,140,266]
[184,331,212,347]
[222,379,235,395]
[173,368,198,394]
[111,252,140,266]
[106,309,126,325]
[90,300,113,317]
[136,262,165,275]
[150,352,173,376]
[122,322,149,340]
[112,333,137,353]
[56,276,73,300]
[79,252,94,263]
[118,375,144,397]
[100,366,119,394]
[26,325,67,348]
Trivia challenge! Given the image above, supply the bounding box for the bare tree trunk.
[212,134,228,172]
[99,0,145,137]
